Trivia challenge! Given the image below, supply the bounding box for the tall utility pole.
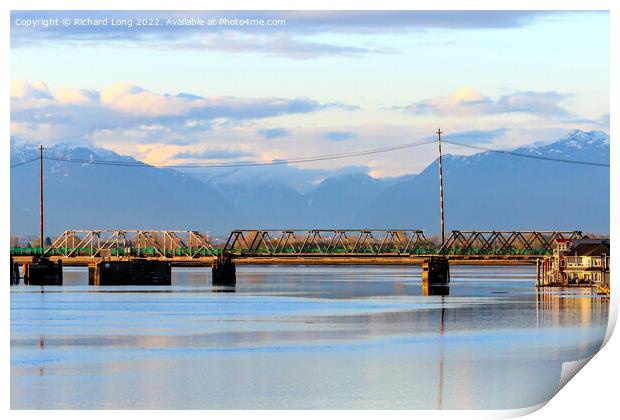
[436,128,445,245]
[39,144,44,252]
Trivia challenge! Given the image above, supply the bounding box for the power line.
[10,157,39,168]
[10,137,610,169]
[42,140,437,168]
[442,140,610,168]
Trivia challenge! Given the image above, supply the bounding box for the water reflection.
[423,284,450,296]
[212,285,236,293]
[437,296,446,410]
[10,266,609,409]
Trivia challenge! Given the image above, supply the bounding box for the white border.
[2,1,617,419]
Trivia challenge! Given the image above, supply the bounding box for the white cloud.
[10,81,604,180]
[400,87,573,119]
[54,87,99,105]
[99,83,192,117]
[10,80,51,99]
[10,81,350,143]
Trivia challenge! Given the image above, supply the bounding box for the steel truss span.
[41,230,216,258]
[10,229,584,258]
[438,230,583,255]
[224,229,432,255]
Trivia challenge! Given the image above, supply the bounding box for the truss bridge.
[224,229,432,255]
[11,230,218,265]
[10,228,583,267]
[438,230,583,255]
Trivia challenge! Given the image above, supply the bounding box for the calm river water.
[10,265,609,409]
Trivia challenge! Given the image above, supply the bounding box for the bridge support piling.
[88,259,171,286]
[10,257,20,285]
[212,256,236,286]
[540,258,548,286]
[23,258,63,286]
[535,259,541,287]
[422,256,450,296]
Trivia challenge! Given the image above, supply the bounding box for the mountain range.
[10,130,610,239]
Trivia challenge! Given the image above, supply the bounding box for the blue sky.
[10,10,609,178]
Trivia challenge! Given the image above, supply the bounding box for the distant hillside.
[355,130,610,233]
[303,173,387,227]
[10,130,610,237]
[10,143,238,237]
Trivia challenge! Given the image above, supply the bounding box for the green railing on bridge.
[233,246,441,255]
[11,247,45,255]
[224,247,551,256]
[11,246,551,257]
[10,247,221,257]
[438,247,552,256]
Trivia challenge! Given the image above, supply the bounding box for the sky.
[9,10,610,179]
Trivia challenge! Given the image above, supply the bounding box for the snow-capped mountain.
[356,130,609,233]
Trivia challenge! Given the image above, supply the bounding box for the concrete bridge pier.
[212,256,236,286]
[422,256,450,296]
[88,259,171,286]
[10,257,20,285]
[23,258,63,286]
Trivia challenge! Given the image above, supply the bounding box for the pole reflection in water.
[438,295,446,410]
[423,283,450,296]
[212,285,236,293]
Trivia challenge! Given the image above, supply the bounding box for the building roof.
[565,239,610,257]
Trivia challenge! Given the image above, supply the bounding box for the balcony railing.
[565,256,609,269]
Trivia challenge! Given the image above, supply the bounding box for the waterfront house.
[562,239,610,286]
[541,238,610,290]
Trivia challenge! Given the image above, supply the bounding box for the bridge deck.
[12,254,541,267]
